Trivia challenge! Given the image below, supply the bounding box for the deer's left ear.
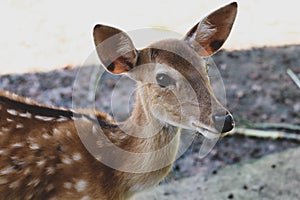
[93,24,138,74]
[184,2,237,56]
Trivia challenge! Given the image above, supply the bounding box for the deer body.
[0,90,179,200]
[0,2,237,200]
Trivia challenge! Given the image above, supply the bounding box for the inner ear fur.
[93,24,138,74]
[184,2,237,56]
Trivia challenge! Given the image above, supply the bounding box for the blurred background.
[0,0,299,74]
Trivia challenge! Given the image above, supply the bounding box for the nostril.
[213,113,234,133]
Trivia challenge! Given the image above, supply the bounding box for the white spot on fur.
[16,123,24,129]
[62,156,73,165]
[0,131,3,136]
[63,182,72,189]
[1,127,9,132]
[19,112,32,118]
[23,168,31,175]
[0,167,14,175]
[0,150,4,155]
[35,115,55,121]
[46,167,55,175]
[53,128,61,135]
[7,109,18,116]
[73,153,82,161]
[42,133,51,139]
[37,160,46,166]
[75,180,87,192]
[81,196,90,200]
[27,136,37,144]
[6,118,13,122]
[28,178,40,187]
[29,143,40,150]
[11,142,24,148]
[9,180,20,189]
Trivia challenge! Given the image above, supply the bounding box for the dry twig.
[228,127,300,142]
[243,121,300,132]
[287,68,300,89]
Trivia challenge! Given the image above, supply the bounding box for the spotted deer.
[0,2,237,200]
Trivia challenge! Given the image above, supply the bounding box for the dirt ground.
[0,44,299,183]
[136,146,300,200]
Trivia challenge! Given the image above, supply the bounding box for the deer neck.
[116,87,181,196]
[122,84,181,151]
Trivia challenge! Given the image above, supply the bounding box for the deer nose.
[213,112,234,133]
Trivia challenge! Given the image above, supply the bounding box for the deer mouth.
[192,122,221,139]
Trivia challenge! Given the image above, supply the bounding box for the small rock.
[293,102,300,112]
[248,71,260,80]
[236,90,244,98]
[251,84,262,92]
[220,64,227,70]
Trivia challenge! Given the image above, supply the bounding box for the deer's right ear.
[93,24,138,74]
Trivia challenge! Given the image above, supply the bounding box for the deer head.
[93,2,237,139]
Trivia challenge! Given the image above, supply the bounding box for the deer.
[0,2,237,200]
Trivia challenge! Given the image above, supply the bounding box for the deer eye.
[156,73,175,88]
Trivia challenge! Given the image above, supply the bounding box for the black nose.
[213,112,234,133]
